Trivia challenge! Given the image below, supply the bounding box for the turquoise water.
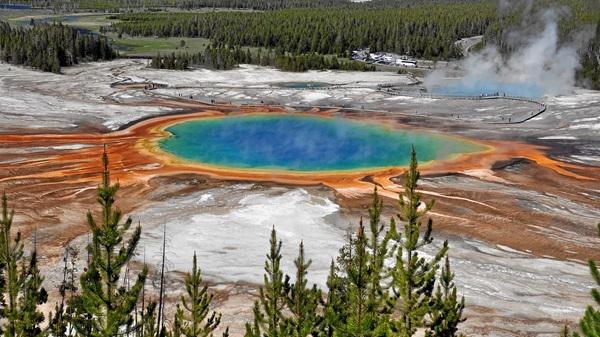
[429,79,542,99]
[0,4,32,9]
[159,115,485,172]
[273,82,332,89]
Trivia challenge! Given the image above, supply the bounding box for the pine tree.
[173,307,185,337]
[331,189,395,337]
[156,224,168,336]
[366,188,394,322]
[173,252,222,337]
[574,223,600,337]
[335,222,374,337]
[0,191,21,337]
[425,256,465,337]
[140,300,159,337]
[323,260,347,337]
[390,147,449,337]
[14,250,48,337]
[245,227,286,337]
[0,193,47,337]
[70,149,148,337]
[48,245,79,337]
[283,242,323,337]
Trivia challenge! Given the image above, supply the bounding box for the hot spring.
[428,79,543,99]
[158,115,486,172]
[273,82,332,89]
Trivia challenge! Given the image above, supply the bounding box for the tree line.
[111,3,496,60]
[0,20,116,73]
[0,0,350,11]
[150,45,375,71]
[0,0,492,12]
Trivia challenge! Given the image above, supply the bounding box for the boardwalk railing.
[378,87,547,124]
[139,79,546,125]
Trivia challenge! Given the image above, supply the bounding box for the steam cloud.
[425,7,589,97]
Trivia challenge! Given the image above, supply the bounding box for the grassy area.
[109,34,212,56]
[0,9,51,20]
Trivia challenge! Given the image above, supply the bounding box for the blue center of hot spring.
[159,115,485,172]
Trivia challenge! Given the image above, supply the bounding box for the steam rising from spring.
[425,9,585,97]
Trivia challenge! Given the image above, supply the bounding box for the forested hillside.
[0,0,598,84]
[107,0,600,87]
[0,21,115,72]
[111,3,496,60]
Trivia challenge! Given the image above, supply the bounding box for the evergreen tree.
[0,192,21,337]
[14,250,47,337]
[48,305,70,337]
[323,260,347,337]
[283,242,323,337]
[366,188,394,321]
[173,252,222,337]
[245,228,286,337]
[425,256,465,337]
[48,245,79,337]
[140,300,159,337]
[389,147,449,337]
[0,193,48,337]
[69,149,148,337]
[330,188,396,337]
[336,220,388,337]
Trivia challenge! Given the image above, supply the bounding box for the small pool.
[158,115,486,172]
[0,4,32,9]
[428,79,542,99]
[272,82,333,89]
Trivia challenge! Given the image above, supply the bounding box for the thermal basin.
[158,114,486,172]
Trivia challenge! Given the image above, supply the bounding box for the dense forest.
[111,3,496,60]
[0,20,115,73]
[0,0,492,11]
[150,46,376,71]
[0,0,350,11]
